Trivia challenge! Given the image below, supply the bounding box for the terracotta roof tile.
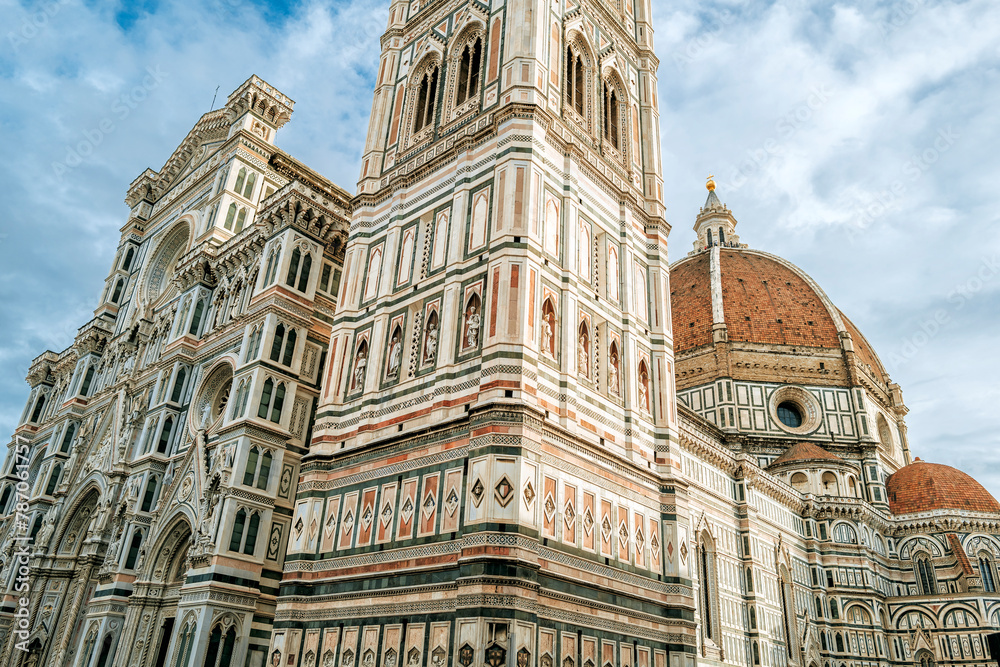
[719,250,840,348]
[769,442,844,468]
[886,459,1000,515]
[670,253,713,351]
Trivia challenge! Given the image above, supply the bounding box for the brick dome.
[885,459,1000,515]
[670,248,842,353]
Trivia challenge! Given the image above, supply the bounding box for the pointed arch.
[563,31,596,131]
[55,485,102,555]
[541,298,557,357]
[600,66,629,161]
[407,54,443,142]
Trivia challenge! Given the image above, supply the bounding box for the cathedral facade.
[3,1,1000,667]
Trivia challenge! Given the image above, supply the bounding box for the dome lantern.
[692,176,744,253]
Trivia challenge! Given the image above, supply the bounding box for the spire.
[691,176,743,254]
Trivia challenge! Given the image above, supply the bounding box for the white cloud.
[1,0,999,497]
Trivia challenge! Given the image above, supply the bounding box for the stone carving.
[423,319,438,364]
[464,304,481,349]
[387,330,402,377]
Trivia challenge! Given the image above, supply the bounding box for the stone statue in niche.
[608,348,620,396]
[387,330,402,377]
[352,348,368,392]
[638,368,650,412]
[578,332,589,378]
[423,318,439,364]
[464,303,481,349]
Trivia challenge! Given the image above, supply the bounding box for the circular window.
[777,402,802,428]
[768,386,822,435]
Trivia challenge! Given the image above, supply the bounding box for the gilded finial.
[706,175,716,191]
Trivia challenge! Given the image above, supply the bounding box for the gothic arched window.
[157,416,174,454]
[29,394,46,422]
[140,477,158,513]
[243,171,256,199]
[282,329,297,366]
[230,508,247,552]
[263,246,281,285]
[979,553,997,592]
[565,47,585,116]
[188,297,206,336]
[45,464,62,496]
[915,554,936,595]
[121,247,135,271]
[456,37,483,105]
[234,167,246,193]
[697,531,721,643]
[225,203,237,231]
[270,324,286,362]
[80,365,96,396]
[602,81,620,150]
[413,66,440,133]
[235,208,247,233]
[170,367,187,403]
[124,530,143,569]
[110,278,125,303]
[60,423,77,453]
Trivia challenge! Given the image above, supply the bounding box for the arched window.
[698,532,720,642]
[80,365,96,396]
[916,651,934,667]
[243,171,256,198]
[835,634,844,653]
[30,394,46,422]
[413,66,440,133]
[456,37,483,105]
[264,246,281,285]
[224,203,237,231]
[188,298,206,336]
[174,621,197,667]
[243,447,260,486]
[565,47,584,115]
[170,367,187,403]
[270,383,285,423]
[124,530,143,569]
[602,81,620,150]
[61,423,77,453]
[235,208,247,233]
[121,247,135,271]
[745,566,754,592]
[914,554,936,595]
[141,476,158,512]
[221,627,238,666]
[282,329,297,366]
[257,379,274,420]
[234,167,246,193]
[96,634,115,667]
[297,253,312,291]
[157,416,174,454]
[719,227,726,245]
[229,509,246,552]
[270,324,286,362]
[749,605,757,629]
[110,278,125,303]
[0,486,11,514]
[257,450,272,490]
[29,514,44,541]
[205,625,223,667]
[244,511,260,555]
[815,596,823,618]
[45,464,62,495]
[752,641,760,665]
[233,379,250,419]
[979,553,996,592]
[285,249,301,287]
[821,471,839,496]
[829,598,839,619]
[790,472,808,492]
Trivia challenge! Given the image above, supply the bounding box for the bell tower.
[276,0,696,665]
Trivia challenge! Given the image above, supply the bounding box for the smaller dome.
[768,442,844,470]
[886,459,1000,515]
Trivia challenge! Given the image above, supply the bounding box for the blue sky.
[1,0,999,496]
